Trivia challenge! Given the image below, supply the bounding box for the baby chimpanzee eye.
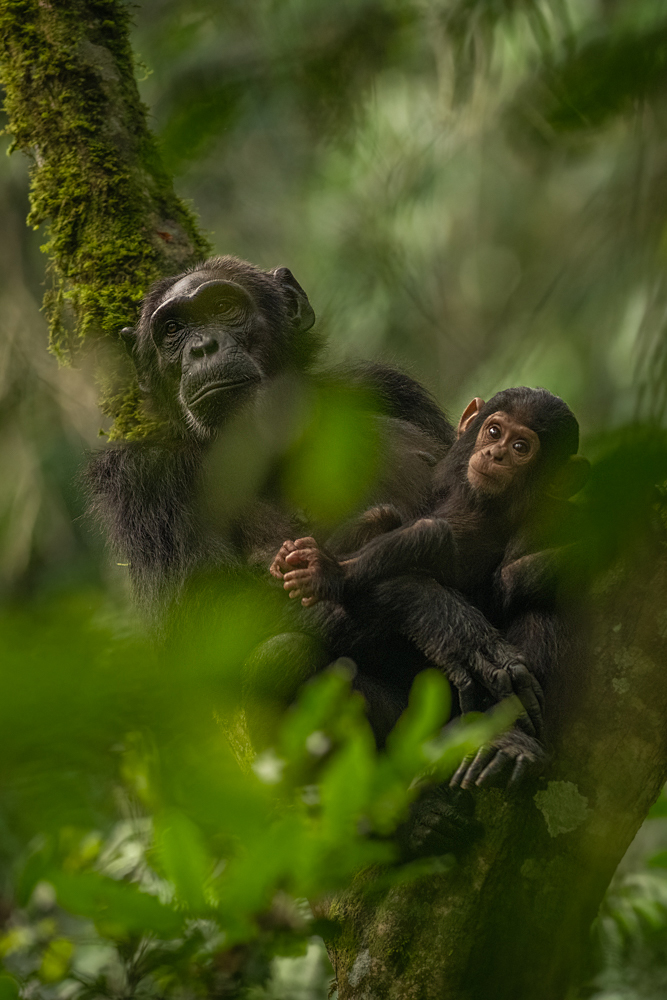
[513,440,529,455]
[488,424,501,439]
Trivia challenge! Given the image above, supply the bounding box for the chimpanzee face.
[454,390,590,503]
[149,273,266,434]
[122,258,315,439]
[466,411,541,495]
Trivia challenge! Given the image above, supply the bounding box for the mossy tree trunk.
[0,0,212,437]
[326,551,667,1000]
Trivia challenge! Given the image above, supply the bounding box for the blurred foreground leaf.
[0,590,504,996]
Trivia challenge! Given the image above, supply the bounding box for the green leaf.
[283,384,382,525]
[386,670,451,775]
[39,938,73,983]
[0,976,20,1000]
[279,665,354,760]
[319,731,375,841]
[648,790,667,818]
[48,870,184,938]
[154,809,212,912]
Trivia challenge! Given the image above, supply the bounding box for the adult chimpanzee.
[271,387,589,787]
[86,255,458,625]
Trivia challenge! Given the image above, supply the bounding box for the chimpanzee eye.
[488,424,501,439]
[513,440,529,455]
[164,320,181,335]
[214,296,246,320]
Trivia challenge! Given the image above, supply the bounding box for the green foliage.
[0,591,506,998]
[590,867,667,1000]
[512,15,667,139]
[282,383,382,527]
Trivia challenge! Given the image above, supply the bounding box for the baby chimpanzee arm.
[272,516,457,606]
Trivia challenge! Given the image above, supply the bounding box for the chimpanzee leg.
[448,610,563,791]
[369,576,544,738]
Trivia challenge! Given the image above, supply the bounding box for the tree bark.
[0,0,212,436]
[326,550,667,1000]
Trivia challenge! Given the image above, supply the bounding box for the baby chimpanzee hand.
[269,539,300,579]
[280,537,345,607]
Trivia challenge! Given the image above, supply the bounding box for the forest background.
[1,0,667,998]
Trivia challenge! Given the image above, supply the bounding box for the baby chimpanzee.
[270,387,589,788]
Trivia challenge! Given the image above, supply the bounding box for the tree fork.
[0,0,212,437]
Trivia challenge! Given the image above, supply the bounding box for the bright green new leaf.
[39,938,73,983]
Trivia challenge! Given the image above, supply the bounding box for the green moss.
[0,0,212,438]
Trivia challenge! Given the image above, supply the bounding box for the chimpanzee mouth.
[188,378,257,406]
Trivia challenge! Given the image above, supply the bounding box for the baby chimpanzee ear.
[553,455,591,498]
[457,397,485,438]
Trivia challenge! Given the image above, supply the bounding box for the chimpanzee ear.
[120,327,149,393]
[271,266,316,333]
[120,326,137,358]
[457,398,485,438]
[555,455,591,498]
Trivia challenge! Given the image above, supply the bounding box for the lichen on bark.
[0,0,212,438]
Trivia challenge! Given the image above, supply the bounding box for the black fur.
[85,257,454,622]
[275,387,589,785]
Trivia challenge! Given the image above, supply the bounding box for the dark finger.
[449,755,474,789]
[515,712,537,739]
[508,755,529,788]
[507,664,542,738]
[476,750,510,787]
[461,746,494,789]
[486,664,513,700]
[508,660,544,707]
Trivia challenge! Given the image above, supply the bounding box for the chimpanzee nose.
[488,443,507,462]
[189,336,219,359]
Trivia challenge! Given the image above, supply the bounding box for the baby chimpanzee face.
[465,410,541,496]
